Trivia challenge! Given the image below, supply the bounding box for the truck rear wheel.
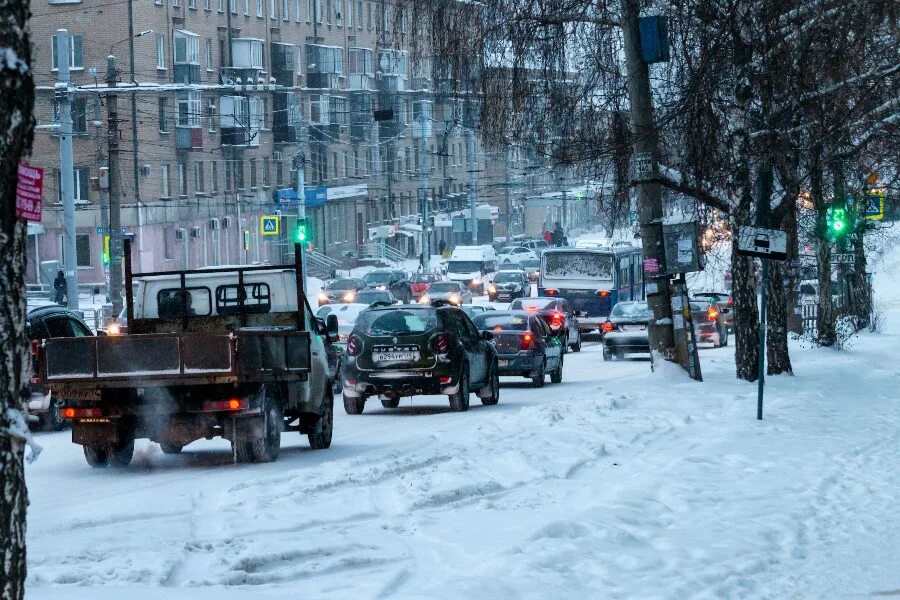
[83,445,109,468]
[250,395,282,463]
[107,439,135,468]
[308,388,333,450]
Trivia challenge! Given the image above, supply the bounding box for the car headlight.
[488,285,496,294]
[107,322,122,336]
[471,277,481,285]
[376,285,386,291]
[419,295,430,304]
[342,292,356,302]
[449,293,460,305]
[318,292,328,303]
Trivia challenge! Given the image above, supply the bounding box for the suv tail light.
[544,289,558,296]
[601,321,615,333]
[520,332,534,351]
[549,312,564,329]
[347,335,362,357]
[707,307,719,321]
[430,333,450,355]
[30,340,42,385]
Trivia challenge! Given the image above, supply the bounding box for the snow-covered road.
[25,309,900,598]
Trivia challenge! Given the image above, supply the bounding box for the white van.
[446,245,498,294]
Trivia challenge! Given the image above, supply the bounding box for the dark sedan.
[602,301,652,361]
[27,305,94,429]
[518,258,541,282]
[317,277,368,306]
[487,270,529,302]
[355,289,396,306]
[362,269,413,303]
[472,311,563,387]
[692,292,734,334]
[341,305,499,413]
[690,301,729,347]
[509,297,582,353]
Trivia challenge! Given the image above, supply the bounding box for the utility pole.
[295,152,307,289]
[466,125,477,244]
[56,30,79,311]
[504,149,511,242]
[419,113,430,269]
[106,55,124,316]
[620,0,675,358]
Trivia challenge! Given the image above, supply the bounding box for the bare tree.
[0,0,36,596]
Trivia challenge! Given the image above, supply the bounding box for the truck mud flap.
[73,420,121,446]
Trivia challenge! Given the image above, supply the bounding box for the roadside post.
[661,221,703,381]
[737,166,788,419]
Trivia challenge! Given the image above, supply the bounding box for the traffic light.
[825,201,853,240]
[101,235,110,266]
[295,218,311,243]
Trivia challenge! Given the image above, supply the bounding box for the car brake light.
[727,297,734,306]
[545,289,558,296]
[203,398,248,411]
[435,333,449,355]
[707,308,719,321]
[521,332,534,350]
[602,321,615,333]
[597,290,610,298]
[439,376,452,384]
[30,340,42,384]
[60,407,103,419]
[347,335,361,357]
[550,312,563,329]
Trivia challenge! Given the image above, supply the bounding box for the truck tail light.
[203,398,248,412]
[60,407,103,419]
[520,332,534,350]
[544,289,558,296]
[596,290,610,298]
[347,335,361,357]
[601,321,615,333]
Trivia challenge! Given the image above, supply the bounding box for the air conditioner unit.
[223,216,233,227]
[175,228,187,241]
[209,218,220,230]
[139,165,152,179]
[190,226,201,238]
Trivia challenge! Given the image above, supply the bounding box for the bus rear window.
[543,253,613,279]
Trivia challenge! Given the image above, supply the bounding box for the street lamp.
[108,30,153,57]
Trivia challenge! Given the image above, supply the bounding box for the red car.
[410,272,442,299]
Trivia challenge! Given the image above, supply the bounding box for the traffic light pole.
[420,114,430,270]
[295,153,307,291]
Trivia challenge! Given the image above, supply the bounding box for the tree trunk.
[811,154,836,346]
[852,228,869,329]
[766,259,793,375]
[1,1,36,597]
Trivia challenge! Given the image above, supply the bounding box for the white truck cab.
[446,245,498,294]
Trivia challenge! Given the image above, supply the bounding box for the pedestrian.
[542,229,552,245]
[53,270,66,305]
[438,239,447,257]
[552,222,565,247]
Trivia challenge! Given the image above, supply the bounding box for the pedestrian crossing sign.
[261,215,280,236]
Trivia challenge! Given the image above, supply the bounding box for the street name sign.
[737,226,787,260]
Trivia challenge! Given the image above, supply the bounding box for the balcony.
[175,126,203,150]
[309,123,342,141]
[221,127,250,147]
[349,73,373,90]
[221,67,267,88]
[307,73,342,90]
[174,64,200,85]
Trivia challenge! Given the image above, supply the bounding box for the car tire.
[570,331,582,353]
[232,439,255,463]
[159,442,183,454]
[308,387,334,450]
[481,363,500,406]
[343,395,366,415]
[83,444,109,468]
[380,397,400,409]
[561,334,569,355]
[106,438,135,468]
[551,355,563,384]
[602,347,612,361]
[449,365,470,412]
[531,359,546,388]
[249,393,282,463]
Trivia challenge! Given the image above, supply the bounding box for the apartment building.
[27,0,489,285]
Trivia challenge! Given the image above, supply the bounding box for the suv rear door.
[441,308,488,385]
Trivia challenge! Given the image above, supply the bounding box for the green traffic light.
[833,220,845,232]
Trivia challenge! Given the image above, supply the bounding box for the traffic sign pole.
[756,166,772,420]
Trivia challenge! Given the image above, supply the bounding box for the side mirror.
[481,330,494,342]
[325,314,339,340]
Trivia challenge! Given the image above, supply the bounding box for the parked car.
[362,269,413,303]
[498,246,538,265]
[355,289,397,306]
[341,305,499,413]
[419,280,473,305]
[690,301,729,347]
[520,239,551,256]
[487,269,529,302]
[518,258,541,282]
[692,291,734,333]
[508,297,582,352]
[601,301,652,360]
[27,305,95,430]
[316,303,372,393]
[410,272,443,300]
[472,311,564,387]
[317,277,368,306]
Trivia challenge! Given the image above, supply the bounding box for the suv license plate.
[373,351,419,363]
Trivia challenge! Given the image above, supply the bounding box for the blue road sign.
[260,215,280,236]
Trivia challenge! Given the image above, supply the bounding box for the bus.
[538,245,644,334]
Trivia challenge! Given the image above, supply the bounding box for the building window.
[211,161,219,192]
[249,158,258,188]
[177,91,201,127]
[356,0,362,28]
[51,34,83,70]
[335,0,342,25]
[269,0,275,19]
[276,161,283,186]
[155,34,166,69]
[366,0,371,28]
[229,0,236,13]
[174,30,200,65]
[164,227,175,260]
[309,94,328,124]
[205,0,211,9]
[177,162,187,196]
[256,0,263,16]
[173,0,180,7]
[315,0,322,22]
[158,97,170,132]
[295,0,301,21]
[235,160,245,189]
[345,0,351,26]
[188,0,196,8]
[332,152,338,179]
[224,161,233,191]
[161,164,171,197]
[194,161,205,192]
[207,99,216,132]
[205,38,213,70]
[262,158,270,187]
[76,234,92,267]
[55,97,87,133]
[243,0,249,14]
[218,0,224,11]
[282,0,288,20]
[57,167,90,203]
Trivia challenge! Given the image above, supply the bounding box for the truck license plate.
[373,351,419,363]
